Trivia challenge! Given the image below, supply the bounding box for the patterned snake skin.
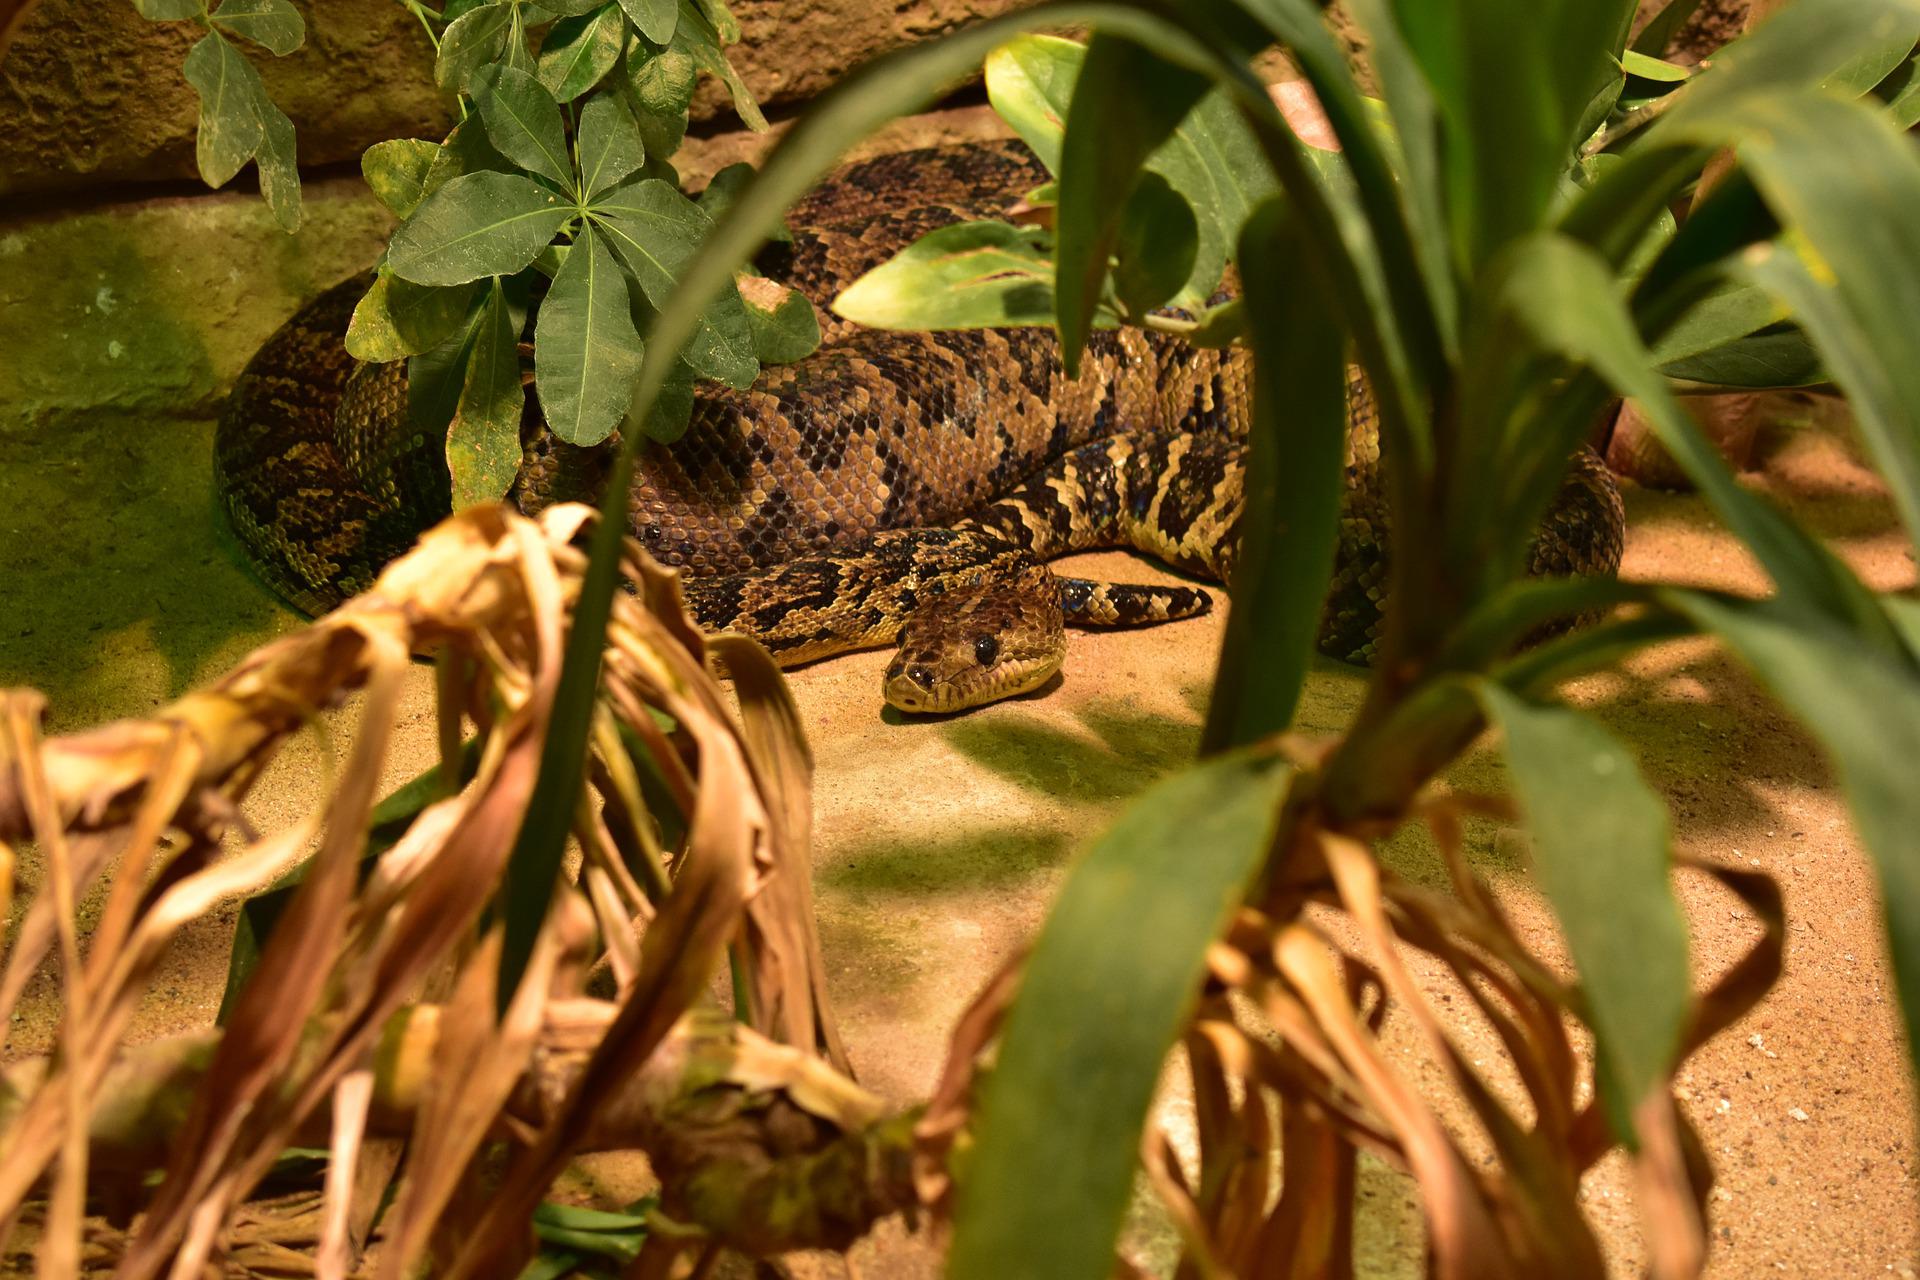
[215,139,1626,712]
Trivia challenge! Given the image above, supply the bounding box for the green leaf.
[1476,683,1688,1145]
[832,220,1059,330]
[133,0,204,18]
[422,116,516,198]
[449,281,528,507]
[621,357,696,443]
[388,170,575,286]
[408,300,488,438]
[1660,323,1825,390]
[347,274,483,361]
[1666,591,1920,1097]
[592,179,758,388]
[984,34,1081,171]
[1110,170,1195,317]
[1054,34,1211,373]
[1621,49,1692,83]
[740,279,820,364]
[1630,0,1706,56]
[473,63,575,190]
[362,138,441,219]
[1389,0,1634,269]
[436,1,515,91]
[182,32,265,187]
[576,90,646,201]
[538,4,624,102]
[695,162,789,242]
[1644,279,1789,368]
[627,47,696,156]
[209,0,304,55]
[253,94,301,232]
[949,751,1292,1280]
[670,0,765,130]
[1203,199,1347,750]
[536,223,645,445]
[616,0,676,43]
[1871,50,1920,127]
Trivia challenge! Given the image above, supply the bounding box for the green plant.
[601,0,1920,1272]
[134,0,820,509]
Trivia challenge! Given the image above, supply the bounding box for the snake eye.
[973,635,1000,666]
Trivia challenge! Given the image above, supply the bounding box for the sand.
[2,152,1916,1277]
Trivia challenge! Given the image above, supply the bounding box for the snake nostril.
[905,665,935,690]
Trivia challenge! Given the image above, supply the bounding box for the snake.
[215,139,1626,713]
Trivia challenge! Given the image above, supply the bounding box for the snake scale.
[216,139,1626,713]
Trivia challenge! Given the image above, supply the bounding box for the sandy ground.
[1,129,1916,1274]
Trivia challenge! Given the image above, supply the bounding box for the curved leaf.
[616,0,677,43]
[832,221,1059,330]
[182,32,265,188]
[1476,683,1688,1145]
[577,90,647,201]
[388,171,575,286]
[538,4,625,103]
[473,63,575,190]
[449,281,528,506]
[209,0,305,56]
[535,223,645,445]
[436,2,515,91]
[949,751,1292,1280]
[362,138,441,219]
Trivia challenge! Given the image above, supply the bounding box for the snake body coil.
[216,140,1625,712]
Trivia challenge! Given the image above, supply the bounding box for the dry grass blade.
[0,502,869,1274]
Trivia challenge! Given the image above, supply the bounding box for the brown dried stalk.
[0,503,872,1275]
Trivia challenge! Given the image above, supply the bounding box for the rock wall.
[0,0,1026,197]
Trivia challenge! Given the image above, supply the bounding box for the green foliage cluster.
[138,0,822,508]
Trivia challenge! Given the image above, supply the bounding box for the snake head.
[884,561,1066,714]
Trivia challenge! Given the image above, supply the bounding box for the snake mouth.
[883,653,1063,714]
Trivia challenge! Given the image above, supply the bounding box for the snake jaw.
[883,561,1067,713]
[883,648,1064,714]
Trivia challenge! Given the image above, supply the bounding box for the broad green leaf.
[1660,323,1825,390]
[695,162,789,242]
[576,90,646,201]
[349,274,482,361]
[422,116,515,199]
[209,0,304,55]
[738,277,820,364]
[984,34,1081,171]
[1496,231,1893,645]
[182,32,265,187]
[832,221,1059,330]
[1667,591,1920,1090]
[436,1,515,91]
[670,0,765,130]
[592,179,758,388]
[388,170,575,286]
[1871,51,1920,126]
[1203,199,1347,750]
[361,138,441,219]
[133,0,204,18]
[538,4,624,102]
[1644,279,1788,368]
[1110,170,1195,318]
[1054,34,1210,373]
[692,0,737,43]
[1477,683,1688,1145]
[1621,50,1692,83]
[473,63,575,189]
[616,0,677,43]
[536,224,645,445]
[627,47,696,156]
[449,282,528,507]
[408,301,488,438]
[622,357,697,443]
[253,96,301,231]
[950,751,1291,1280]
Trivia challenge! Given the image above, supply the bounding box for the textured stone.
[0,0,1028,198]
[0,175,392,427]
[0,0,451,197]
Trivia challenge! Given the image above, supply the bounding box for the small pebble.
[1789,1107,1810,1122]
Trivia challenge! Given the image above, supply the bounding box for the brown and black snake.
[215,139,1626,713]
